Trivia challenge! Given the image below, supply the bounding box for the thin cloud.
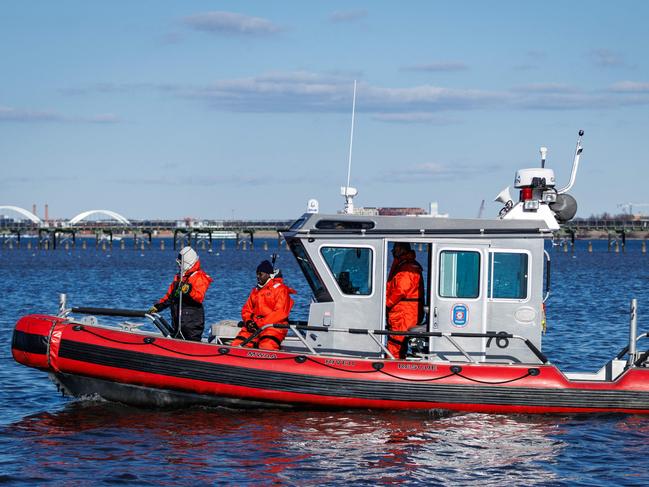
[0,175,78,189]
[161,32,183,44]
[590,48,625,68]
[512,50,548,71]
[512,83,579,94]
[609,81,649,93]
[375,162,494,183]
[526,50,547,60]
[512,92,615,110]
[183,11,283,36]
[372,112,459,124]
[402,62,468,73]
[81,113,120,124]
[63,70,649,114]
[0,106,62,122]
[329,10,368,23]
[115,173,312,187]
[60,82,158,96]
[0,105,121,124]
[179,72,507,113]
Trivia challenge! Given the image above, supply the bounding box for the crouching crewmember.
[232,260,294,350]
[149,246,213,341]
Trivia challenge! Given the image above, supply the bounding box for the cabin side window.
[321,246,373,295]
[439,250,480,299]
[488,252,529,300]
[289,240,332,302]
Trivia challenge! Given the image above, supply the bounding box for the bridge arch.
[0,206,42,224]
[69,210,130,226]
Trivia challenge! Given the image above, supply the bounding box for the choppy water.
[2,238,649,485]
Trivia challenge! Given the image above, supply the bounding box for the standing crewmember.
[149,246,212,341]
[385,242,424,358]
[232,260,294,350]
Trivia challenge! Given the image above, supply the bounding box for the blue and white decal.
[451,304,468,327]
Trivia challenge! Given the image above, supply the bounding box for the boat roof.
[283,213,552,239]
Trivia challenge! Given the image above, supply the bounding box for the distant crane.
[617,202,649,215]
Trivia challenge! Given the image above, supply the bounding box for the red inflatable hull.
[12,314,649,414]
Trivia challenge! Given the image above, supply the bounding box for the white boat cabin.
[282,214,552,364]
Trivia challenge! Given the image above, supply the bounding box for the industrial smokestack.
[44,203,49,222]
[32,204,37,218]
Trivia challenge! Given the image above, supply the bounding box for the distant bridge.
[564,218,649,233]
[0,205,295,250]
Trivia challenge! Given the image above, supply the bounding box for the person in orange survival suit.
[149,246,213,341]
[231,260,295,350]
[385,242,424,358]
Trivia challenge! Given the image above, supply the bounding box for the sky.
[2,1,649,221]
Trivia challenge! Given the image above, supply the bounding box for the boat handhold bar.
[72,307,148,318]
[59,293,68,317]
[556,129,584,195]
[543,250,551,302]
[629,299,638,366]
[70,307,173,337]
[268,324,549,364]
[615,332,649,360]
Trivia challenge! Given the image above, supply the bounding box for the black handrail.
[243,324,549,364]
[70,307,173,337]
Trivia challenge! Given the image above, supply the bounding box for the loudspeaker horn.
[494,186,513,205]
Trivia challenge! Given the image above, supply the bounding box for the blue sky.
[2,1,649,220]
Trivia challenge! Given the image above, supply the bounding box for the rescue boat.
[12,131,649,414]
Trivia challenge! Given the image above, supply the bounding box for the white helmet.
[176,246,199,274]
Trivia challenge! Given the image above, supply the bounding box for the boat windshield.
[288,239,332,302]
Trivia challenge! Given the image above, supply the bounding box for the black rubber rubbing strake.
[12,330,48,355]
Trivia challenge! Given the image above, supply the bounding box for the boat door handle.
[433,306,439,328]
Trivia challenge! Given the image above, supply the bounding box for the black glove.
[245,320,259,333]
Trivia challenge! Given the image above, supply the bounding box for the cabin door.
[430,242,489,361]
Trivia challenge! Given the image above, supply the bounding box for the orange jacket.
[386,251,424,330]
[242,277,294,327]
[157,261,213,308]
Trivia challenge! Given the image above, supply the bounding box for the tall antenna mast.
[341,80,358,214]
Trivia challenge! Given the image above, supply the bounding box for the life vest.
[386,251,424,328]
[156,261,213,309]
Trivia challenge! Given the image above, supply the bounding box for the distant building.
[377,207,427,216]
[349,201,448,218]
[351,207,380,216]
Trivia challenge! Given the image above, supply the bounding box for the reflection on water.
[2,402,567,485]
